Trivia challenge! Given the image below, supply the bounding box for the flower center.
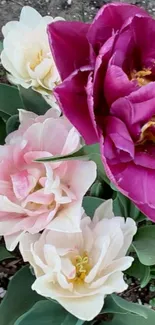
[30,50,43,70]
[131,68,152,86]
[137,117,155,145]
[31,182,42,193]
[70,252,91,285]
[27,181,56,211]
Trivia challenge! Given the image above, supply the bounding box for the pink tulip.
[0,109,96,250]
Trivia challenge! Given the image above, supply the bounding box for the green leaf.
[6,114,19,135]
[108,295,147,318]
[82,196,104,217]
[0,40,3,53]
[102,306,155,325]
[149,298,155,308]
[0,244,14,262]
[102,296,129,315]
[0,84,23,116]
[36,146,89,162]
[126,258,150,285]
[101,295,155,325]
[0,111,10,122]
[19,86,50,115]
[82,144,109,183]
[15,300,83,325]
[36,143,109,183]
[113,192,146,222]
[0,265,44,325]
[0,117,6,144]
[133,225,155,266]
[140,266,151,288]
[90,181,104,198]
[110,182,118,192]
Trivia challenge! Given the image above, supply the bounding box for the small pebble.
[0,287,6,299]
[149,284,155,292]
[138,299,142,305]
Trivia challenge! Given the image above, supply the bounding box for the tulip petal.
[55,68,99,144]
[48,21,90,80]
[104,116,135,164]
[87,3,148,53]
[93,199,114,223]
[20,6,42,29]
[57,294,104,321]
[104,65,137,106]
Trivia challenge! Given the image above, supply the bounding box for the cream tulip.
[1,6,64,105]
[20,199,137,321]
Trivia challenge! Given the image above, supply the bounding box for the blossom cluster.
[2,3,152,321]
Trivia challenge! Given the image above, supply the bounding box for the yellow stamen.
[30,50,43,70]
[137,117,155,145]
[69,252,91,285]
[131,68,152,87]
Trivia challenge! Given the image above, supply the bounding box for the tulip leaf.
[36,146,89,162]
[0,84,23,116]
[104,294,147,318]
[0,244,14,262]
[113,192,146,222]
[18,86,50,115]
[0,265,44,325]
[133,225,155,266]
[6,114,20,135]
[140,266,151,288]
[0,111,10,122]
[0,117,6,144]
[0,40,3,53]
[126,258,150,287]
[90,181,105,198]
[82,196,104,217]
[14,300,83,325]
[102,295,155,325]
[36,143,109,183]
[102,305,155,325]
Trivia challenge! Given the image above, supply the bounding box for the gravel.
[0,0,155,37]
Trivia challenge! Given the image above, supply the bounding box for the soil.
[0,0,155,39]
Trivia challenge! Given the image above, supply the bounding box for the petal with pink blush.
[22,189,54,207]
[0,195,25,213]
[11,170,36,200]
[64,160,97,199]
[19,109,38,124]
[5,231,25,251]
[61,127,80,156]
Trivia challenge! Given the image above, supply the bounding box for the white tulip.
[20,199,137,321]
[1,6,63,102]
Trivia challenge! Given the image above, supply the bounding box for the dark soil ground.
[0,0,155,37]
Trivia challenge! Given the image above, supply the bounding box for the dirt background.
[0,0,155,38]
